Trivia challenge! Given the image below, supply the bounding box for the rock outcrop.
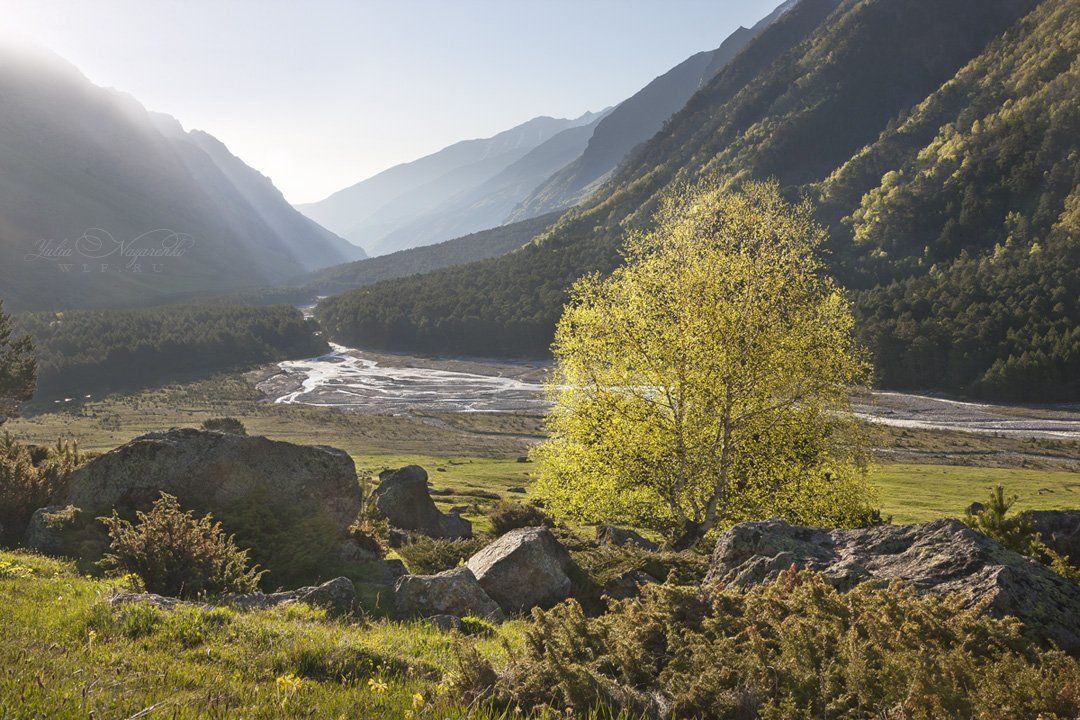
[596,524,659,552]
[372,465,472,540]
[393,566,504,621]
[48,428,363,587]
[705,518,1080,654]
[110,576,358,615]
[466,526,573,614]
[602,569,659,601]
[1030,509,1080,567]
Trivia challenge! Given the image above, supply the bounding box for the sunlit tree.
[533,181,876,549]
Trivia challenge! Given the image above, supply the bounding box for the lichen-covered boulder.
[372,465,472,540]
[55,428,362,588]
[393,566,504,620]
[466,526,573,614]
[602,569,659,601]
[705,518,1080,654]
[24,505,81,554]
[226,577,357,614]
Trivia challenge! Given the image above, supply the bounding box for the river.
[256,344,1080,439]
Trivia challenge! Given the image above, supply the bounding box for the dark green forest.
[17,305,325,399]
[316,0,1078,401]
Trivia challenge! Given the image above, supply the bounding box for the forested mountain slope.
[317,0,1076,401]
[0,43,361,312]
[510,0,797,220]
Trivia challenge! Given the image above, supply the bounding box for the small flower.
[86,629,97,648]
[411,691,425,709]
[275,672,303,707]
[367,677,388,694]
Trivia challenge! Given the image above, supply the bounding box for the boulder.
[602,569,659,601]
[372,465,472,540]
[596,524,660,552]
[64,428,359,526]
[24,505,81,554]
[111,577,357,615]
[1029,509,1080,566]
[393,566,504,620]
[54,428,362,586]
[226,576,357,614]
[705,518,1080,654]
[466,526,573,614]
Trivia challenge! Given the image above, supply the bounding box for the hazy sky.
[5,0,780,203]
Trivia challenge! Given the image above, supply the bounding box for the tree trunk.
[668,519,709,551]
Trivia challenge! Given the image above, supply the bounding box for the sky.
[4,0,781,204]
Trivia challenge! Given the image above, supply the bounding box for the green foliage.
[200,417,248,435]
[0,434,84,541]
[533,182,876,549]
[458,615,497,638]
[0,299,36,424]
[964,485,1080,583]
[16,303,326,399]
[100,493,264,598]
[470,572,1080,719]
[487,501,552,535]
[395,536,487,575]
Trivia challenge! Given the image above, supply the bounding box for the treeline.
[17,304,326,398]
[314,0,1078,400]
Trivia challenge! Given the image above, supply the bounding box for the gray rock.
[466,526,573,614]
[603,569,659,601]
[226,576,357,614]
[596,524,660,552]
[1029,509,1080,566]
[109,577,357,615]
[393,566,504,621]
[372,465,472,540]
[24,505,81,554]
[65,428,359,526]
[705,518,1080,654]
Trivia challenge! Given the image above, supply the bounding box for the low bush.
[0,435,84,542]
[964,485,1079,582]
[200,417,247,435]
[459,571,1080,719]
[100,493,264,598]
[487,501,552,535]
[395,536,487,575]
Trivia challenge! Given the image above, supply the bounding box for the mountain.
[317,0,1075,401]
[367,115,608,253]
[296,112,602,256]
[303,211,560,296]
[0,42,363,312]
[508,0,799,221]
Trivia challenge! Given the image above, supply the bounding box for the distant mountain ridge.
[0,42,363,312]
[297,112,603,256]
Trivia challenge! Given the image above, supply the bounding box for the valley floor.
[6,370,1079,530]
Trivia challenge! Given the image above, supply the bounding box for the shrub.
[200,417,247,435]
[964,485,1080,582]
[0,435,83,542]
[348,515,387,558]
[395,536,487,575]
[461,571,1080,719]
[100,493,264,598]
[487,501,552,535]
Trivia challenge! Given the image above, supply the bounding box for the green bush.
[395,536,487,575]
[964,485,1080,582]
[0,435,83,542]
[100,493,264,598]
[461,571,1080,719]
[200,417,247,435]
[487,501,552,535]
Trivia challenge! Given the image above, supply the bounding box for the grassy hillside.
[316,0,1077,401]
